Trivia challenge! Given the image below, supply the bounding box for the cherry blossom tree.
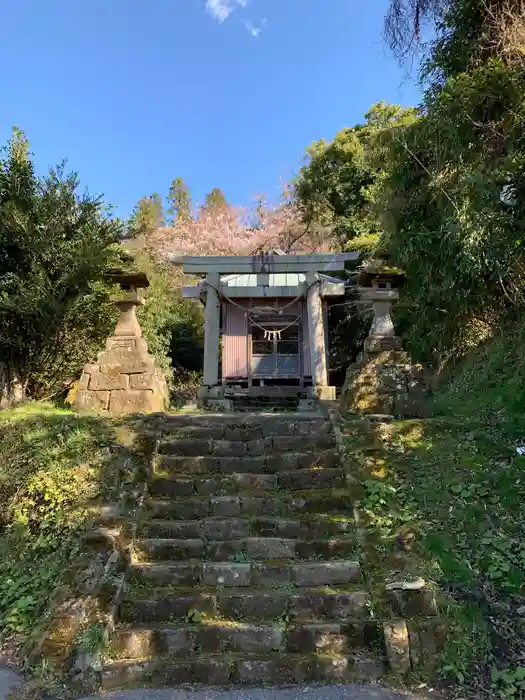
[144,190,332,262]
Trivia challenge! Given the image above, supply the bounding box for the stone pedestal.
[75,284,168,416]
[341,274,430,418]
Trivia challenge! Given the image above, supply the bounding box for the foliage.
[128,193,165,237]
[167,177,192,223]
[0,404,117,643]
[428,0,525,84]
[492,666,525,699]
[202,187,228,212]
[0,128,123,405]
[345,413,525,696]
[379,58,525,364]
[342,317,525,695]
[433,312,525,420]
[294,101,418,252]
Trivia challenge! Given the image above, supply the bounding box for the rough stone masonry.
[75,272,168,415]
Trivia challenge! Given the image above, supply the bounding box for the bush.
[0,404,116,642]
[0,129,123,406]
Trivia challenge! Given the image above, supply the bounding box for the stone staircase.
[102,413,386,688]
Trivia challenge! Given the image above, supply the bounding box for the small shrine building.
[174,251,361,408]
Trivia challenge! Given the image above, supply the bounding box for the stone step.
[146,491,351,520]
[140,515,356,540]
[133,537,358,562]
[102,652,384,689]
[120,586,370,624]
[149,468,345,498]
[130,560,361,588]
[157,450,340,475]
[141,415,332,440]
[158,435,336,458]
[111,620,383,659]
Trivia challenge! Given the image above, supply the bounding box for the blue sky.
[0,0,422,218]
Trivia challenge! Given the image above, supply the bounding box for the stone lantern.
[340,259,420,416]
[358,260,404,352]
[75,267,168,415]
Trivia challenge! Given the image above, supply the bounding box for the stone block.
[290,591,369,620]
[134,538,204,561]
[386,588,438,617]
[233,473,277,491]
[246,437,273,456]
[340,348,430,418]
[252,563,293,586]
[129,372,160,390]
[264,453,299,472]
[407,619,446,670]
[210,496,242,517]
[218,591,289,620]
[272,436,304,451]
[150,498,210,520]
[394,392,432,419]
[141,520,200,539]
[109,390,164,415]
[235,659,279,684]
[149,476,195,498]
[78,372,91,391]
[383,619,411,673]
[225,624,283,653]
[285,623,347,654]
[131,563,201,587]
[218,457,266,474]
[159,455,219,474]
[192,658,232,685]
[246,537,296,560]
[105,337,148,353]
[212,440,246,457]
[200,518,250,540]
[98,348,155,373]
[113,627,191,659]
[160,439,212,456]
[252,518,301,538]
[293,561,361,586]
[120,594,217,623]
[223,425,264,441]
[76,390,110,412]
[89,373,129,391]
[201,563,251,587]
[241,496,287,516]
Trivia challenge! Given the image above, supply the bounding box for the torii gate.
[171,252,360,406]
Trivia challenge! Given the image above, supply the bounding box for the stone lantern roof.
[358,258,405,288]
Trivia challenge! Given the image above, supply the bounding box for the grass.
[0,402,145,669]
[341,321,525,699]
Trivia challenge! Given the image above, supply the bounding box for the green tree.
[376,0,525,365]
[128,192,165,236]
[294,102,417,251]
[0,128,123,406]
[202,187,228,212]
[167,177,192,222]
